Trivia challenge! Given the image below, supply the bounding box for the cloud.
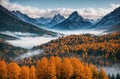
[3,31,58,49]
[15,50,44,60]
[111,3,120,8]
[0,0,120,19]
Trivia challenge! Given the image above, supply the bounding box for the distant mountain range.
[52,11,92,30]
[46,14,65,27]
[0,5,57,36]
[11,7,120,32]
[12,10,65,28]
[0,5,120,32]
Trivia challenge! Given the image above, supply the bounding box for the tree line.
[0,56,109,79]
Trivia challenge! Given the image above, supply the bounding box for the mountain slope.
[0,5,57,36]
[36,17,52,24]
[0,39,27,60]
[92,7,120,31]
[33,32,120,64]
[12,11,37,24]
[47,14,65,27]
[52,11,92,30]
[12,11,46,27]
[0,33,17,40]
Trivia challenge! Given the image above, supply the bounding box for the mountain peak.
[52,11,92,30]
[111,6,120,14]
[71,11,79,15]
[51,13,65,22]
[53,13,65,20]
[46,14,65,27]
[54,14,61,17]
[68,11,84,20]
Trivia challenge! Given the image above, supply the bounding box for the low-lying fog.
[102,65,120,76]
[14,49,44,60]
[1,30,107,49]
[7,36,58,49]
[48,29,107,35]
[1,31,58,49]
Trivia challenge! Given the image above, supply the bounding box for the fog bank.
[15,49,44,60]
[48,29,107,35]
[103,66,120,76]
[2,30,108,49]
[7,36,58,49]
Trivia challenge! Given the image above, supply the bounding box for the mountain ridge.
[92,7,120,31]
[51,11,92,30]
[0,5,57,36]
[46,14,65,27]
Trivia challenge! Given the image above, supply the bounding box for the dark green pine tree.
[116,73,120,79]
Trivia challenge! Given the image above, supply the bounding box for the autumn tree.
[61,58,73,79]
[83,64,92,79]
[0,60,7,79]
[70,57,84,79]
[7,62,20,79]
[29,66,36,79]
[89,63,99,79]
[99,68,109,79]
[36,57,48,79]
[46,56,56,79]
[19,66,29,79]
[54,56,61,79]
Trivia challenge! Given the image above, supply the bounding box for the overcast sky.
[0,0,120,19]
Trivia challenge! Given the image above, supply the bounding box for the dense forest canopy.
[0,56,111,79]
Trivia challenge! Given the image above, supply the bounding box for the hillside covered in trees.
[33,32,120,65]
[0,39,27,61]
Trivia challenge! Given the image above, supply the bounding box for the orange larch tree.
[46,58,56,79]
[0,60,7,79]
[7,62,20,79]
[61,58,73,79]
[19,66,29,79]
[54,56,61,79]
[36,57,48,79]
[29,66,36,79]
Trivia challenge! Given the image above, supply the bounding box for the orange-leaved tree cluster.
[0,56,109,79]
[32,32,120,65]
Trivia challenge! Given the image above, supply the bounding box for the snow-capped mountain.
[47,14,65,27]
[12,11,37,24]
[12,10,45,27]
[92,7,120,31]
[52,11,92,30]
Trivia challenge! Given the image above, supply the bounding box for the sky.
[0,0,120,19]
[9,0,120,9]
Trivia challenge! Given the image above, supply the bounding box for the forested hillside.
[0,39,27,61]
[33,32,120,65]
